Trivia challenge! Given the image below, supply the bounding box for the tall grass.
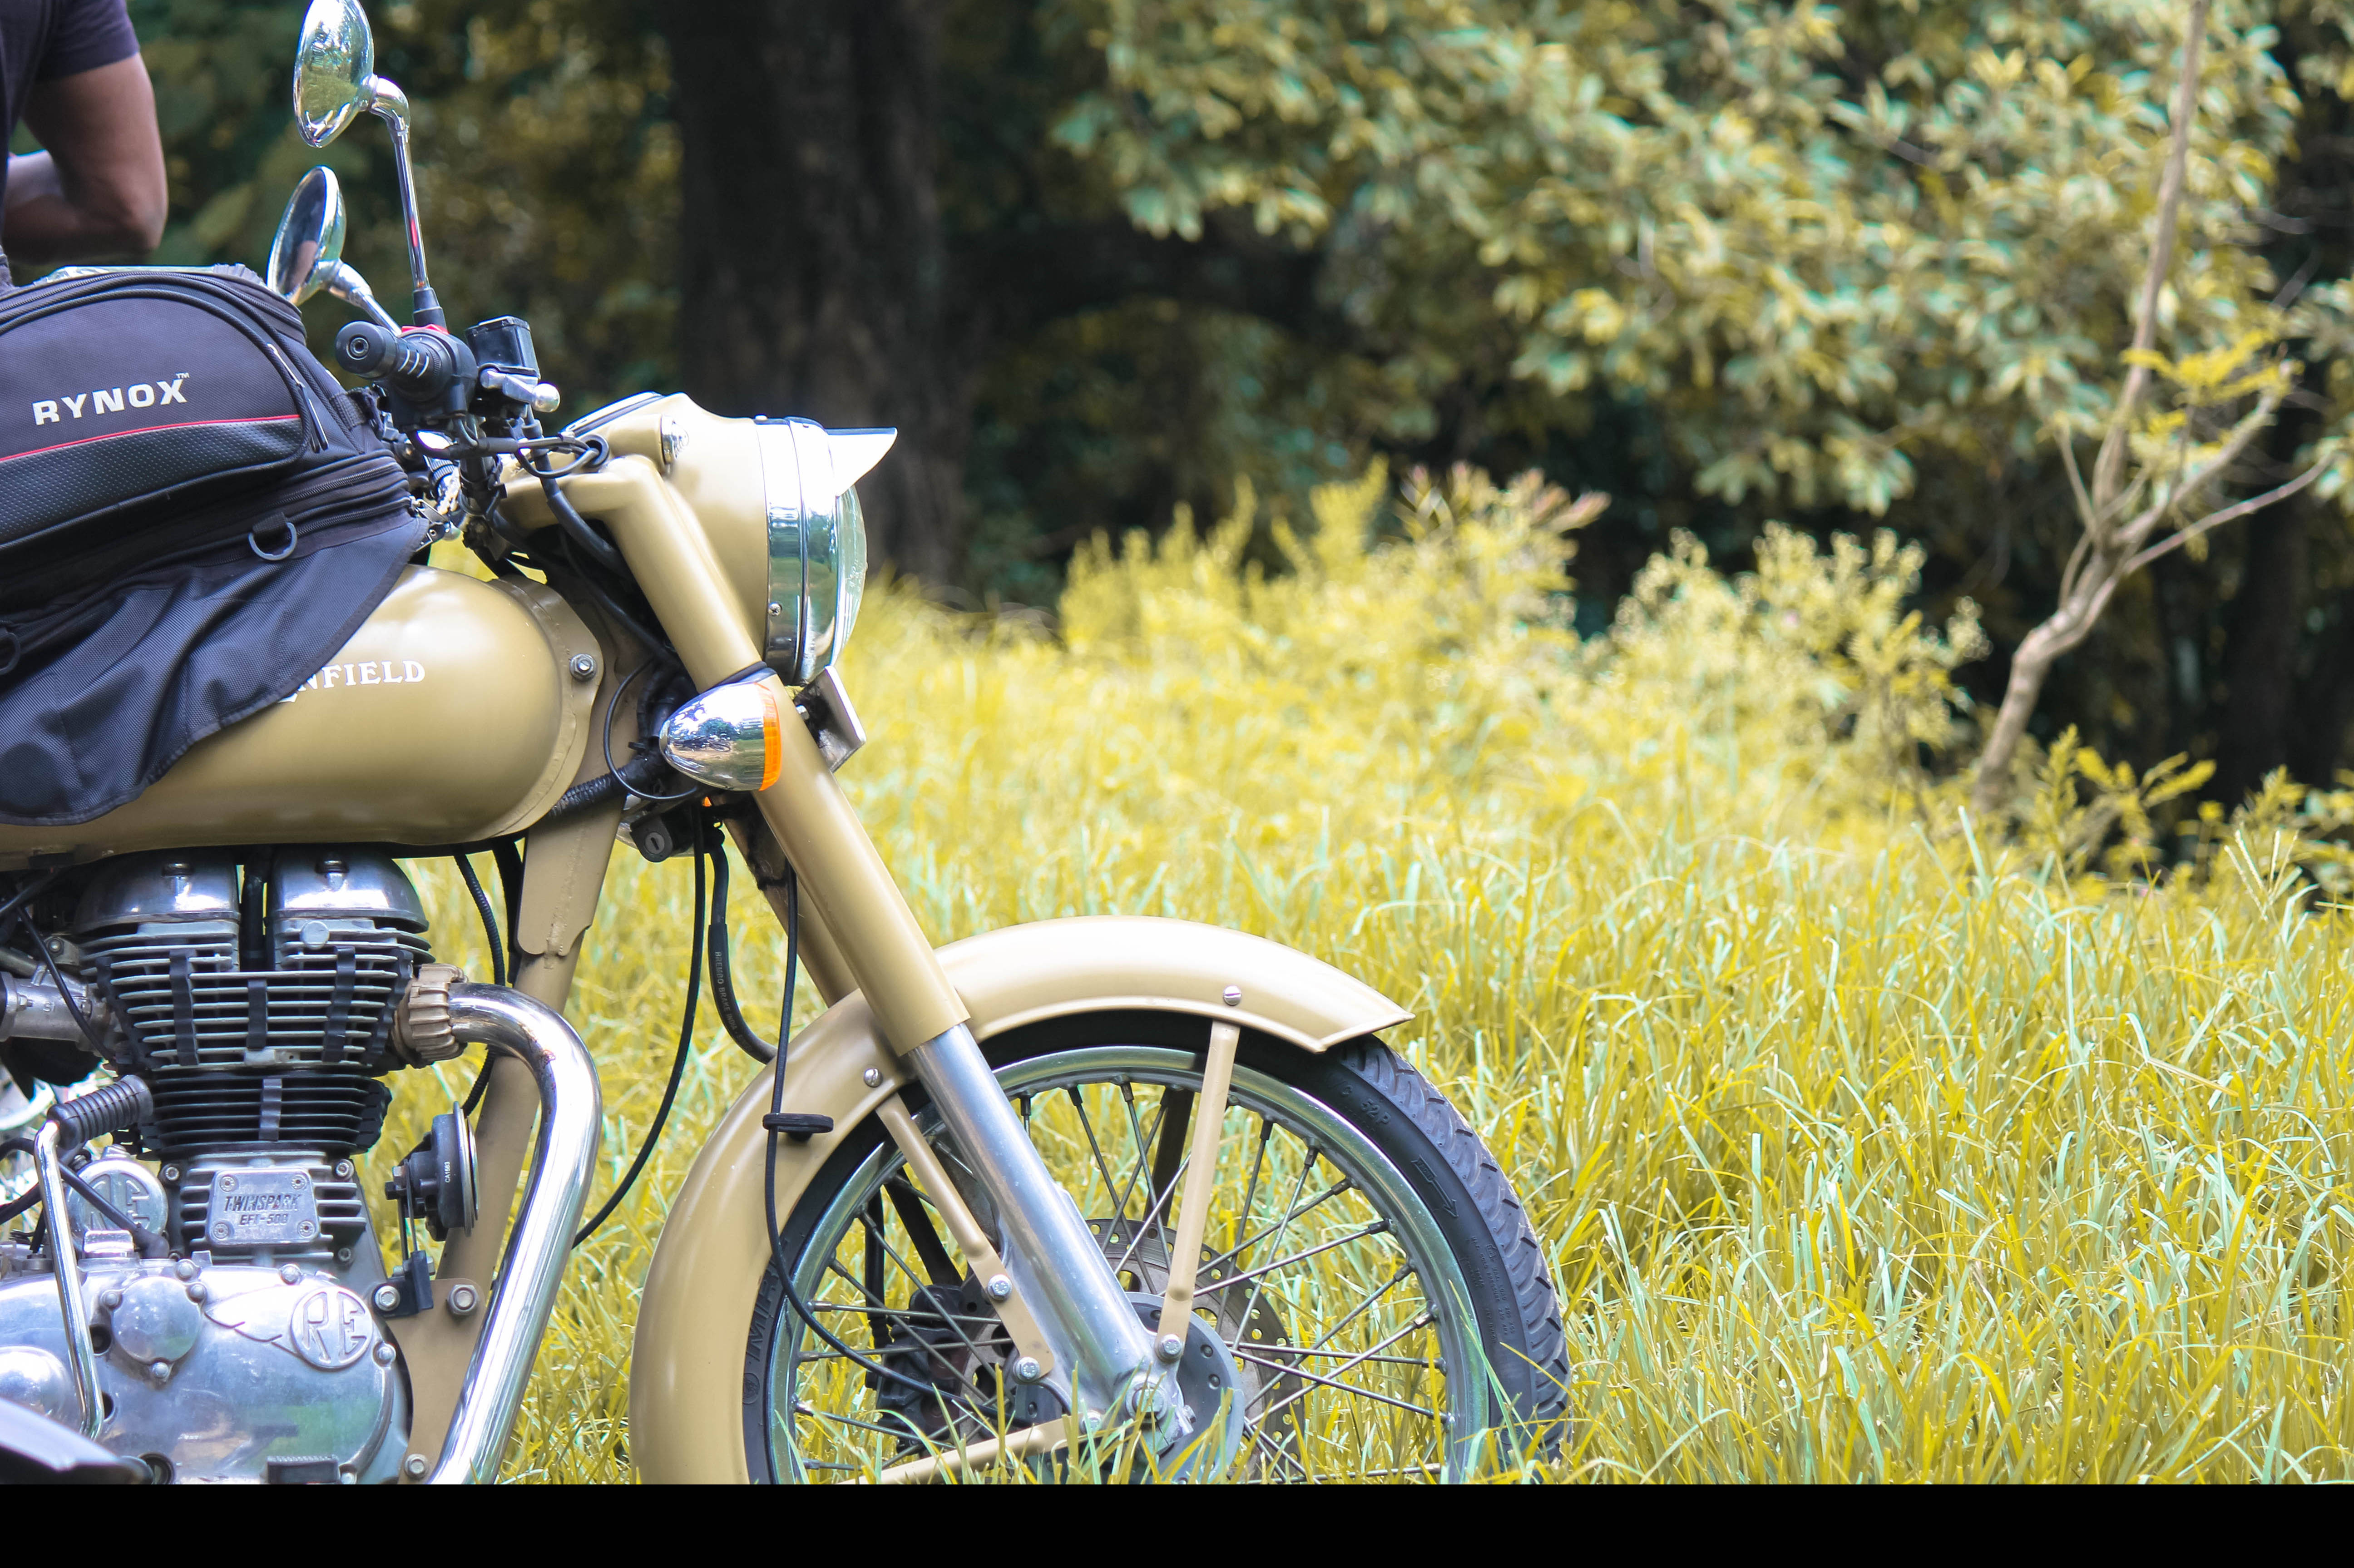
[392,469,2354,1481]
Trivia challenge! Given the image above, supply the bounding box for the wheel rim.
[757,1043,1488,1482]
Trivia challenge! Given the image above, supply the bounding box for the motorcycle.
[0,0,1566,1483]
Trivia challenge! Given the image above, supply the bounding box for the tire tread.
[1336,1039,1569,1425]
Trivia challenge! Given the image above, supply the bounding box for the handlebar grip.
[335,321,399,378]
[335,322,465,404]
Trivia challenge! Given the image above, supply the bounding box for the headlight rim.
[757,417,861,688]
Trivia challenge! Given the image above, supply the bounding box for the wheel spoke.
[1246,1346,1435,1368]
[1227,1116,1276,1263]
[1066,1085,1124,1215]
[1207,1219,1391,1301]
[1107,1082,1163,1223]
[1197,1174,1353,1284]
[805,1297,997,1329]
[1108,1153,1187,1282]
[793,1401,930,1444]
[769,1047,1483,1485]
[1233,1152,1319,1336]
[814,1256,992,1385]
[1298,1264,1413,1358]
[1250,1311,1439,1424]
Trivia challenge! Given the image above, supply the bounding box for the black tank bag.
[0,267,425,828]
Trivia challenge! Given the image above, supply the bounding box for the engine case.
[0,1245,407,1483]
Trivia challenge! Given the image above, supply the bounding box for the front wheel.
[742,1013,1567,1482]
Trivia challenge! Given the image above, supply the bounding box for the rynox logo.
[30,375,191,425]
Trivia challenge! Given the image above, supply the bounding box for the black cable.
[455,855,507,989]
[461,1058,493,1116]
[758,862,939,1485]
[600,658,701,807]
[524,439,628,578]
[573,819,706,1247]
[490,841,526,988]
[454,851,512,1118]
[14,914,97,1053]
[556,531,670,658]
[0,869,64,935]
[706,841,778,1064]
[540,478,628,577]
[0,1138,167,1255]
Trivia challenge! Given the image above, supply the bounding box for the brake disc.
[1092,1217,1306,1473]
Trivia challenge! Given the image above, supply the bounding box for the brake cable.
[455,855,507,989]
[456,852,507,1117]
[706,841,778,1064]
[758,860,945,1484]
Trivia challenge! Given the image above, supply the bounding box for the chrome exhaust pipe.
[424,983,601,1484]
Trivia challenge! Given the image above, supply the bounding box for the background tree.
[62,0,2354,811]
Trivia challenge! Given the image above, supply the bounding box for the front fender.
[628,915,1408,1483]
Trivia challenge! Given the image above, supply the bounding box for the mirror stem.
[370,80,441,329]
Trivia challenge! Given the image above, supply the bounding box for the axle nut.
[393,963,466,1065]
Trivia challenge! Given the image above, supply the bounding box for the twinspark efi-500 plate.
[205,1168,321,1248]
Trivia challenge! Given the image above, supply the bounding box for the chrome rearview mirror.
[292,0,380,148]
[289,0,442,326]
[265,166,398,331]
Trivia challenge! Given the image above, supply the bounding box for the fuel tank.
[0,567,600,870]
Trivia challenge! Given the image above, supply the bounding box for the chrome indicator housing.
[658,679,783,794]
[757,418,892,686]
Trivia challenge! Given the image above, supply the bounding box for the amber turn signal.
[658,678,783,793]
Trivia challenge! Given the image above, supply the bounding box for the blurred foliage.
[55,0,2354,791]
[1058,0,2342,507]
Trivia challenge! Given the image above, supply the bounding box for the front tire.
[742,1012,1567,1481]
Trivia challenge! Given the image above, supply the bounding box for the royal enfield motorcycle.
[0,0,1565,1484]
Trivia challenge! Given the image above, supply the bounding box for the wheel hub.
[1094,1217,1305,1472]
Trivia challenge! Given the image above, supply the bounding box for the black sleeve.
[36,0,140,82]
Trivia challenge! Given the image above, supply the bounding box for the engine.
[0,848,454,1483]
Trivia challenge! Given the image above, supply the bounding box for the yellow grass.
[386,468,2354,1481]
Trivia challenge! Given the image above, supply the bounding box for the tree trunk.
[660,0,968,580]
[2288,586,2354,788]
[2212,497,2309,803]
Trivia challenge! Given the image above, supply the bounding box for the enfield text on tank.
[0,0,1566,1484]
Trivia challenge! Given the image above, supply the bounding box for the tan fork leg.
[1155,1020,1241,1347]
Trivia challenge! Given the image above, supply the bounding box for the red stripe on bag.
[0,414,302,465]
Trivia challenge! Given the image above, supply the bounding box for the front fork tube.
[903,1024,1183,1434]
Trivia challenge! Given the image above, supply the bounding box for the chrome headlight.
[757,419,895,685]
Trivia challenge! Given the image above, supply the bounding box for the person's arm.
[3,54,166,266]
